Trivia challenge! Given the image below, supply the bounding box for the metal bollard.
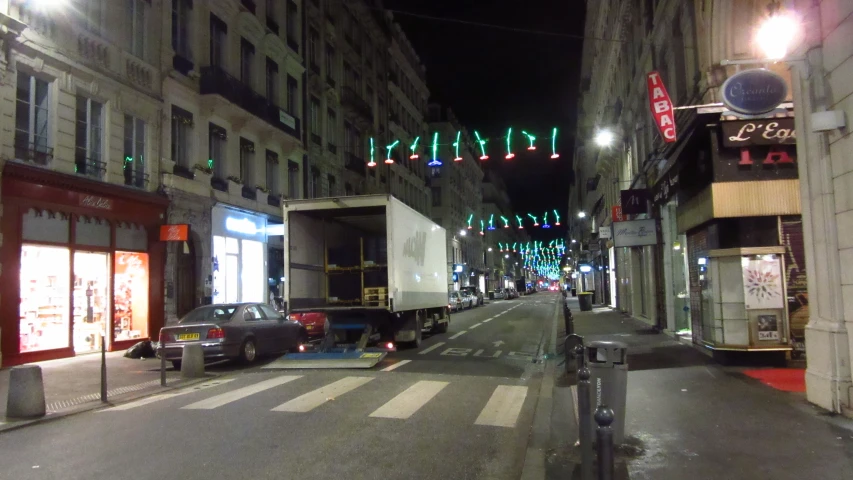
[575,343,593,480]
[595,405,615,480]
[565,333,583,374]
[563,303,574,336]
[100,332,107,403]
[159,340,167,387]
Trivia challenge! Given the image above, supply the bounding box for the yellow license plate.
[306,325,315,330]
[176,333,200,341]
[360,353,382,358]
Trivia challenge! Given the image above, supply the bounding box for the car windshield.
[178,305,240,324]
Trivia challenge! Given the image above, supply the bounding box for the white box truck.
[277,195,449,368]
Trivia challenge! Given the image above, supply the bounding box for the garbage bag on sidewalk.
[124,340,156,359]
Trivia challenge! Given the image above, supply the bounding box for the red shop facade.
[0,163,168,366]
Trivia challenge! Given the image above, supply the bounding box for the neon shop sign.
[225,217,262,235]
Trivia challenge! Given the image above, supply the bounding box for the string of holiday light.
[367,127,560,168]
[465,211,565,231]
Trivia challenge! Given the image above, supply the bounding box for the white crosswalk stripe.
[271,376,373,413]
[99,379,235,412]
[474,385,528,428]
[380,360,411,371]
[369,380,449,419]
[181,375,301,410]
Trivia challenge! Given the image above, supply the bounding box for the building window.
[431,187,441,207]
[286,75,298,116]
[310,167,320,198]
[287,160,299,198]
[210,15,227,67]
[128,0,147,58]
[265,58,279,105]
[123,115,146,188]
[326,109,337,151]
[328,174,336,196]
[240,38,255,85]
[240,137,254,185]
[345,182,353,196]
[325,44,336,83]
[171,106,193,169]
[14,72,51,165]
[265,150,279,195]
[209,123,227,178]
[172,0,192,59]
[265,0,279,34]
[286,0,298,45]
[308,27,320,69]
[81,0,103,34]
[74,96,105,178]
[310,97,321,144]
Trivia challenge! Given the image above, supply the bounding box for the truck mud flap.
[262,350,387,369]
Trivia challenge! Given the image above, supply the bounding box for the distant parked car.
[460,286,484,306]
[285,311,328,340]
[449,291,464,312]
[158,303,308,369]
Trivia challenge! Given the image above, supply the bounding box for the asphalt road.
[0,292,560,480]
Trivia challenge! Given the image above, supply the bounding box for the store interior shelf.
[326,266,362,273]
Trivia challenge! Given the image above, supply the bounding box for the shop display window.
[242,239,264,303]
[73,251,110,353]
[114,251,150,341]
[20,245,71,353]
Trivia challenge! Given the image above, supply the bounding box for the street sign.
[647,71,677,143]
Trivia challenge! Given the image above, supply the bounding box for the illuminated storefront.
[211,205,268,304]
[1,163,167,366]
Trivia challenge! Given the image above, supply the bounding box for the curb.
[0,374,217,435]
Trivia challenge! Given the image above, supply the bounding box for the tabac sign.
[647,71,677,143]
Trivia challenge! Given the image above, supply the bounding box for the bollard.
[100,332,107,403]
[160,342,167,387]
[563,302,574,336]
[575,343,593,480]
[565,333,584,374]
[595,405,615,480]
[6,365,46,419]
[180,344,206,378]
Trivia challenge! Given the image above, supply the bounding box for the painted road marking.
[470,322,483,329]
[473,349,502,358]
[482,317,495,323]
[380,360,412,371]
[475,385,528,428]
[449,331,467,340]
[507,351,536,361]
[369,380,449,419]
[100,379,236,411]
[181,376,301,410]
[271,376,373,413]
[440,348,473,356]
[419,342,446,354]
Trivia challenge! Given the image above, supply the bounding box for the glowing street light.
[594,130,614,147]
[756,11,799,60]
[459,229,467,236]
[578,211,587,219]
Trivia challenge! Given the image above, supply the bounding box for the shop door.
[176,241,197,317]
[73,252,110,353]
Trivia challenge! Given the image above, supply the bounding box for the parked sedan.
[449,291,464,312]
[158,303,308,369]
[460,286,484,306]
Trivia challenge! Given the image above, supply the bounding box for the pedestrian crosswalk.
[99,374,529,428]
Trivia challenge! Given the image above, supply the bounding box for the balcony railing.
[211,176,228,192]
[75,157,106,178]
[200,65,300,139]
[242,185,257,200]
[344,152,365,175]
[341,86,373,121]
[123,167,149,189]
[14,137,53,166]
[172,163,195,180]
[267,194,282,207]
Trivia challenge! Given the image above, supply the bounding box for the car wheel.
[240,338,258,364]
[171,360,182,370]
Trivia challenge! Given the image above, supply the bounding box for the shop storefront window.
[114,252,150,341]
[72,251,110,353]
[20,245,71,353]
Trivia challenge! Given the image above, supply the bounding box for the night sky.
[383,0,586,240]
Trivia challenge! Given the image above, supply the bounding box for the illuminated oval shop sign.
[721,69,788,115]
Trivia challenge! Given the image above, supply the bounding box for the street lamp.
[756,10,798,60]
[577,211,586,219]
[487,247,493,252]
[571,239,577,243]
[594,130,614,147]
[31,0,67,10]
[459,229,467,236]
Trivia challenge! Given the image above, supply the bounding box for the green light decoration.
[467,214,474,230]
[527,213,539,226]
[516,215,524,229]
[551,127,560,159]
[124,156,133,164]
[553,209,561,226]
[522,131,536,151]
[505,128,515,160]
[512,242,517,252]
[542,212,551,228]
[368,138,376,167]
[453,131,463,162]
[479,219,485,236]
[474,131,489,160]
[208,159,214,169]
[409,136,421,160]
[428,132,442,167]
[500,216,510,228]
[385,140,400,165]
[487,214,496,230]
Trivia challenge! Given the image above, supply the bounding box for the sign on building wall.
[613,219,658,247]
[721,69,788,116]
[721,118,796,148]
[612,205,624,223]
[620,189,650,215]
[647,71,677,143]
[599,227,612,239]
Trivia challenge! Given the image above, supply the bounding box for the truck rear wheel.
[403,312,423,348]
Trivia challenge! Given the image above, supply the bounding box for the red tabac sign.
[647,71,677,143]
[160,224,189,241]
[612,206,624,223]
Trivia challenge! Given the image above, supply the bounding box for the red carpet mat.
[743,368,806,392]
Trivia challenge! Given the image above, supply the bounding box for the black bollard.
[100,332,107,403]
[575,343,593,480]
[563,303,574,336]
[160,341,167,387]
[595,405,615,480]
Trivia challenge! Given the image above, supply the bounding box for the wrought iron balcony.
[341,86,373,121]
[344,152,366,175]
[14,136,53,166]
[199,65,300,139]
[75,157,106,178]
[123,166,149,189]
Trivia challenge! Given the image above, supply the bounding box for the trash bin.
[585,340,628,445]
[578,292,593,311]
[488,291,495,300]
[571,288,577,297]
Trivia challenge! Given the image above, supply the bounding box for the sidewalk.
[1,351,208,431]
[546,298,853,480]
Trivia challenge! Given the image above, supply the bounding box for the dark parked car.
[158,303,308,369]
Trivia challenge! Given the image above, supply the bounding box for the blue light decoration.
[542,212,551,229]
[427,132,442,167]
[453,131,463,162]
[487,214,496,230]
